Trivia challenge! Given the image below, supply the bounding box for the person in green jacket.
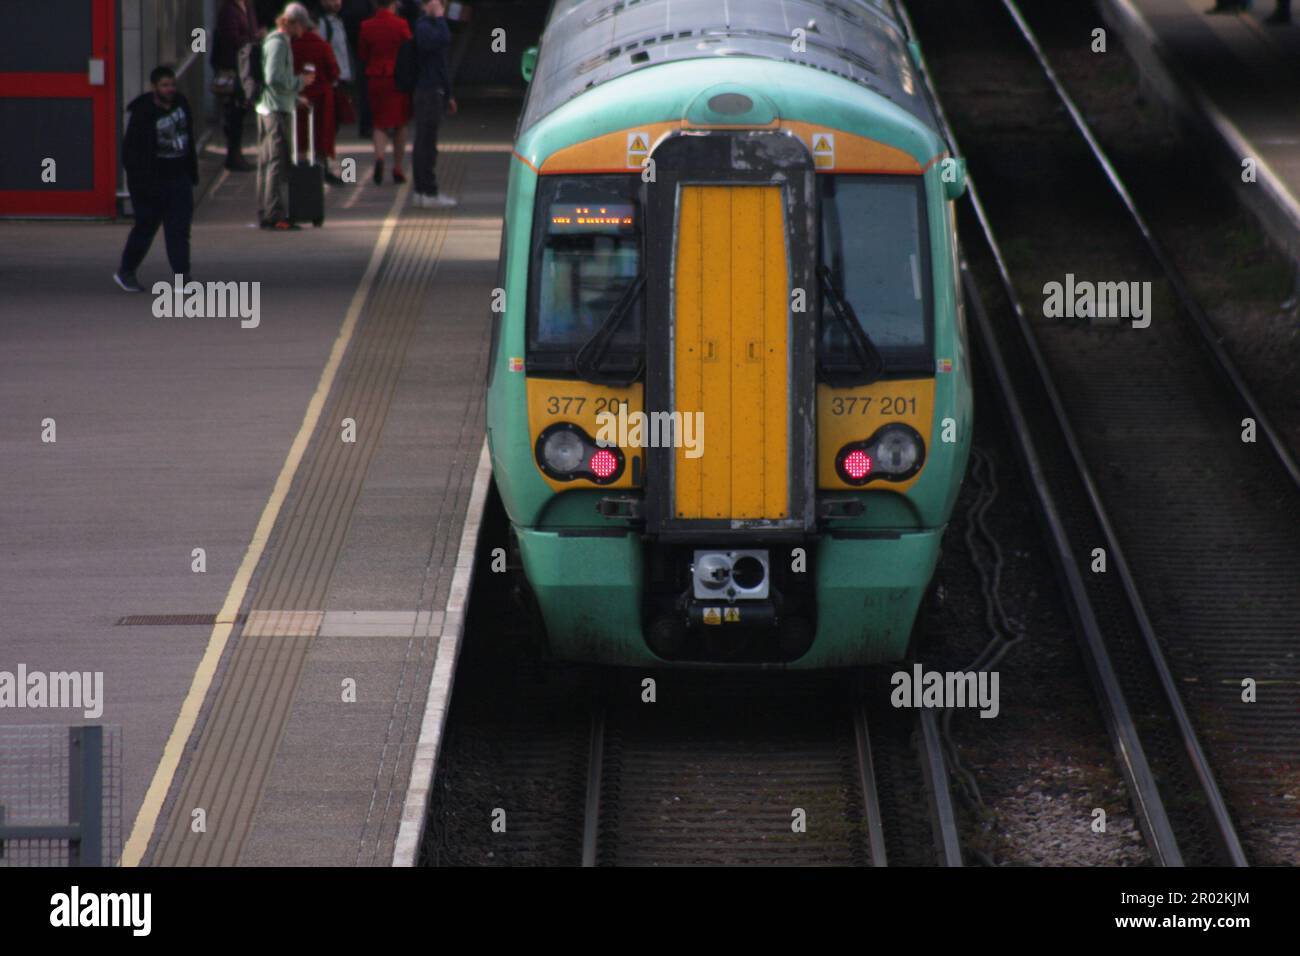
[256,3,317,229]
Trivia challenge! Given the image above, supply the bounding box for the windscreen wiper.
[574,274,646,386]
[817,265,885,385]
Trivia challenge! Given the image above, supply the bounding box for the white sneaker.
[412,193,431,208]
[427,195,458,208]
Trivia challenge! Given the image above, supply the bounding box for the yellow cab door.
[673,185,790,520]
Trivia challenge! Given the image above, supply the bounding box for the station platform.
[1100,0,1300,258]
[0,97,515,865]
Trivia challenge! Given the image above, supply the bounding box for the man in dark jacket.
[411,0,458,208]
[114,65,199,292]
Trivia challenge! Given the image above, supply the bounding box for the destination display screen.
[548,203,636,233]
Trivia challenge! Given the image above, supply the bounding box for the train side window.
[819,175,934,376]
[527,175,643,375]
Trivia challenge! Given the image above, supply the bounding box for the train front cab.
[499,87,972,669]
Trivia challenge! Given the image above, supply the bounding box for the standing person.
[256,3,318,230]
[291,20,343,183]
[342,0,376,137]
[411,0,458,208]
[114,66,199,291]
[315,0,355,151]
[359,0,412,185]
[213,0,264,171]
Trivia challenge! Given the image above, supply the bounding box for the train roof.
[519,0,935,133]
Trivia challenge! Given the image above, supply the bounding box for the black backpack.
[237,41,263,102]
[394,38,417,93]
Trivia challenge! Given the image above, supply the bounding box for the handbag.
[335,86,356,124]
[210,68,239,97]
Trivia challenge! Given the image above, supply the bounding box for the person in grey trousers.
[411,0,458,208]
[256,3,317,228]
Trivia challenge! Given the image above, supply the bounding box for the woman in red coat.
[291,26,342,184]
[358,0,412,184]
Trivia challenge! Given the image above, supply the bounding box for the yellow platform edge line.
[121,183,412,867]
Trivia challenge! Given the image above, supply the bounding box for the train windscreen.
[528,175,643,368]
[819,175,934,375]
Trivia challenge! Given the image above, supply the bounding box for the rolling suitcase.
[288,102,325,227]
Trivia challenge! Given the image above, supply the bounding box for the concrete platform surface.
[0,98,517,866]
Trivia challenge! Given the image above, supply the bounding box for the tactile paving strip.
[149,153,474,866]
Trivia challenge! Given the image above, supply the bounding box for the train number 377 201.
[545,396,629,415]
[830,396,917,416]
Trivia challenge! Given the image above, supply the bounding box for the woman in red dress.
[358,0,412,184]
[291,25,342,184]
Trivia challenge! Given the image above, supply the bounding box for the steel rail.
[853,701,890,866]
[896,0,1247,866]
[999,0,1300,495]
[891,0,1219,865]
[916,709,965,866]
[581,701,606,867]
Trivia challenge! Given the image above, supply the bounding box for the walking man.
[114,66,199,292]
[256,3,317,229]
[412,0,458,208]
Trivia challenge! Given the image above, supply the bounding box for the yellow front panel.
[674,186,789,519]
[817,379,936,493]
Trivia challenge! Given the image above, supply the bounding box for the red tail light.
[842,448,872,481]
[589,447,619,480]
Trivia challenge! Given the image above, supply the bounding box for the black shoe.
[113,270,144,292]
[224,156,254,172]
[325,170,346,186]
[1266,9,1292,23]
[392,169,406,185]
[372,159,384,185]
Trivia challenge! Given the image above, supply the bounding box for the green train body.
[486,0,973,667]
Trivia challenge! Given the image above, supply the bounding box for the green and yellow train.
[485,0,972,667]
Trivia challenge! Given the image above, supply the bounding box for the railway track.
[425,0,1297,868]
[900,0,1300,863]
[425,497,963,867]
[579,671,962,867]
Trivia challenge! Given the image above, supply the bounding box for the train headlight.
[535,423,625,484]
[836,423,926,485]
[541,427,586,473]
[874,426,921,475]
